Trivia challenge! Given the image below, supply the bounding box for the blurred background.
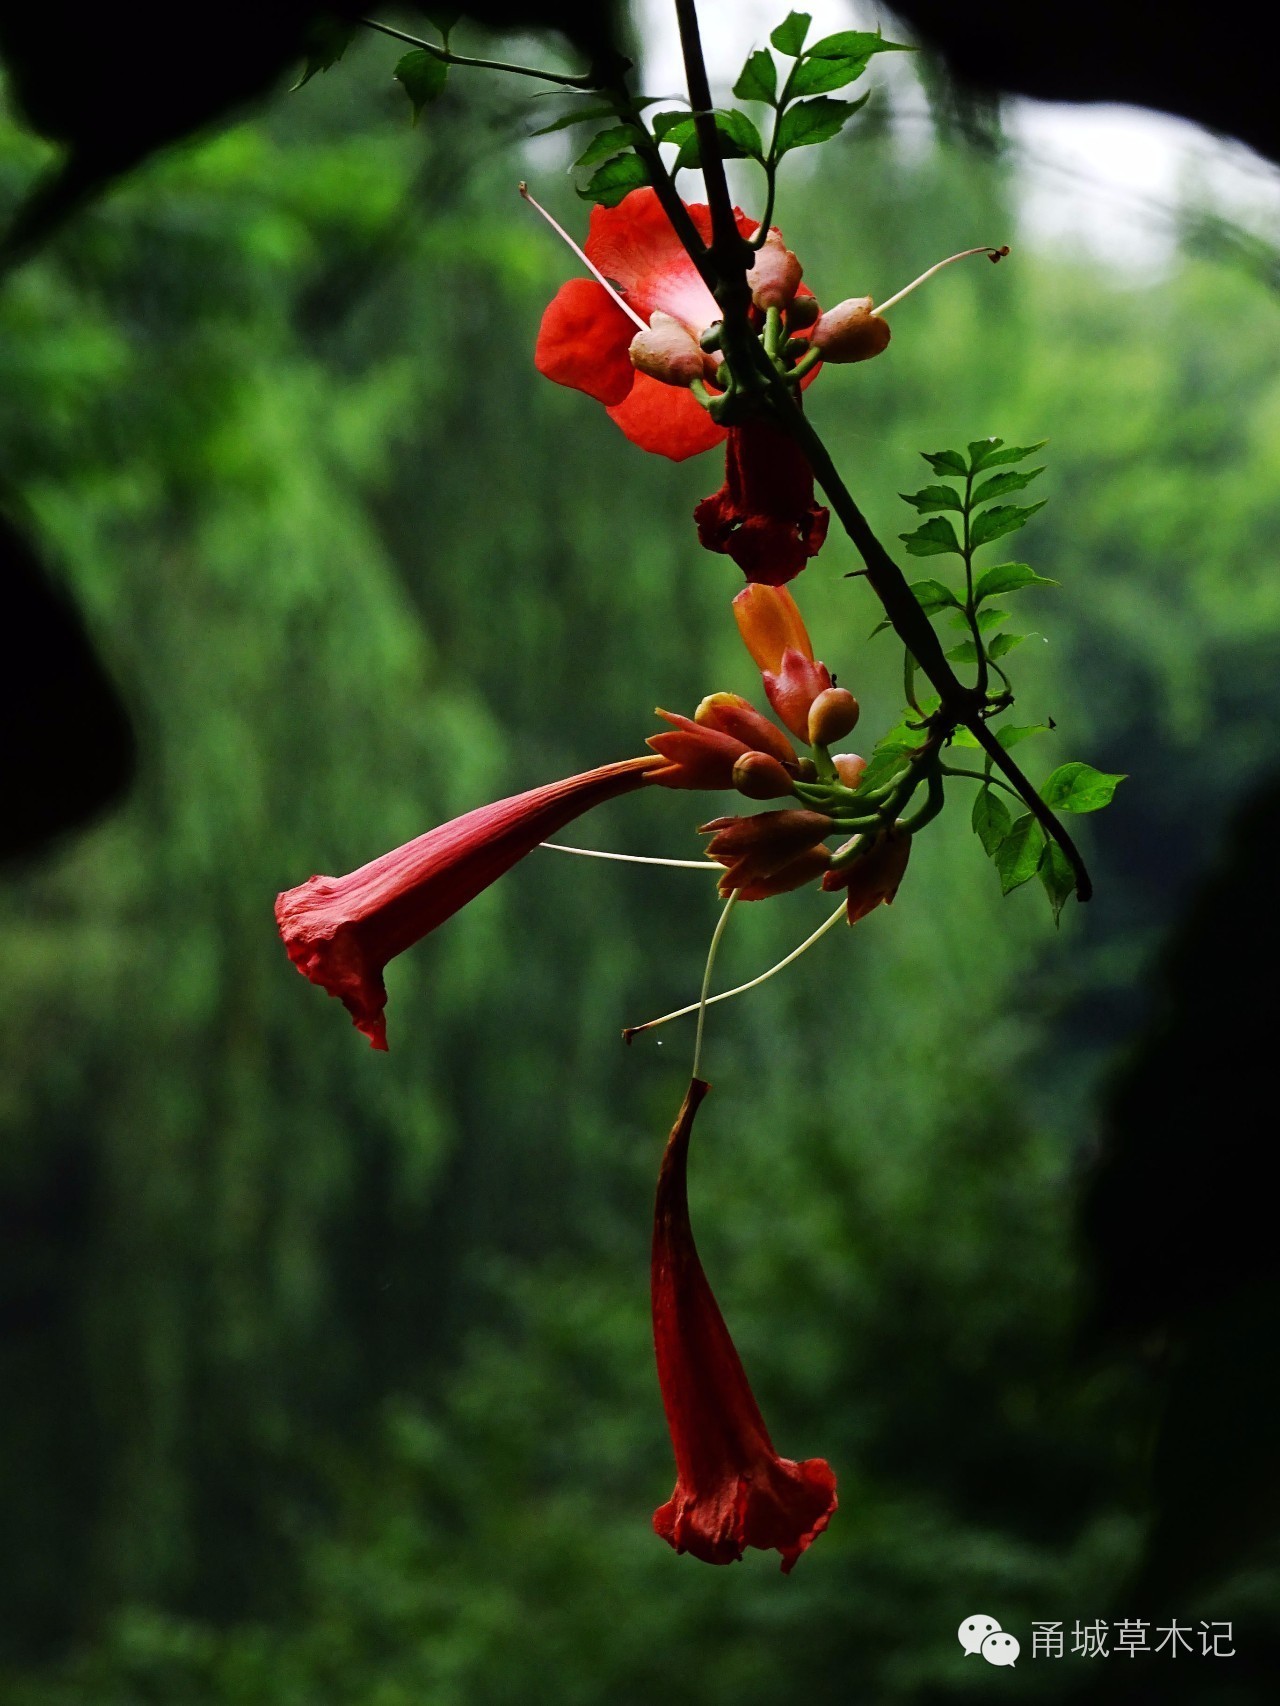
[2,3,1279,1701]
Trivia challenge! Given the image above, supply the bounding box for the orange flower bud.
[629,311,710,387]
[807,687,860,746]
[694,692,797,771]
[732,751,796,800]
[746,228,803,311]
[732,583,814,674]
[832,752,867,789]
[810,297,892,365]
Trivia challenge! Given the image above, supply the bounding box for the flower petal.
[606,372,727,461]
[535,278,637,405]
[585,187,750,334]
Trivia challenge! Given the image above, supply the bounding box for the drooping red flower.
[276,756,659,1050]
[693,415,830,586]
[536,186,757,462]
[822,825,912,923]
[700,809,834,899]
[652,1079,837,1572]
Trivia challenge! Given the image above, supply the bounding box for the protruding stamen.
[623,899,846,1043]
[874,245,1010,316]
[691,891,739,1080]
[518,181,647,332]
[540,841,715,870]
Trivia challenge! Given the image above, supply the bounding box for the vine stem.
[361,17,598,88]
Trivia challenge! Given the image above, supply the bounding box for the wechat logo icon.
[958,1615,1020,1667]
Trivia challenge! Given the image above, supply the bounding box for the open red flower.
[536,186,757,462]
[276,756,658,1050]
[652,1079,838,1572]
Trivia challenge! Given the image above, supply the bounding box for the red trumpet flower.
[276,756,658,1050]
[693,416,829,586]
[652,1079,838,1572]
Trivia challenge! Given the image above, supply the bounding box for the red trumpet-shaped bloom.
[276,756,659,1050]
[693,416,830,586]
[536,187,757,462]
[652,1079,838,1572]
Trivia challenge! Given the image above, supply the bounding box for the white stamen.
[519,182,648,332]
[624,900,847,1042]
[540,841,715,870]
[692,890,739,1080]
[874,245,1010,316]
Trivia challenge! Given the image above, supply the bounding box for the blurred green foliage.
[2,22,1279,1704]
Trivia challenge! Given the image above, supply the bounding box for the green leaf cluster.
[731,13,909,163]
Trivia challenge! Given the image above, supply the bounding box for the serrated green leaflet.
[972,466,1043,506]
[577,153,649,206]
[923,448,966,476]
[394,51,448,122]
[900,484,963,514]
[788,53,874,95]
[994,813,1046,894]
[973,562,1057,602]
[651,109,692,140]
[997,722,1051,748]
[1041,762,1125,813]
[734,48,777,104]
[771,10,812,54]
[775,94,864,156]
[971,438,1047,472]
[294,20,355,88]
[532,102,623,136]
[969,501,1047,549]
[900,515,961,557]
[946,640,979,664]
[987,631,1028,659]
[972,786,1011,855]
[670,109,764,169]
[807,28,909,57]
[1039,838,1076,924]
[573,125,639,171]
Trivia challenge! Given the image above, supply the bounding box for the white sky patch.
[633,0,1280,277]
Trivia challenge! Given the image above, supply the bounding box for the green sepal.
[394,50,448,122]
[1041,762,1125,813]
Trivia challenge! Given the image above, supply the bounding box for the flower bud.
[695,692,797,770]
[832,752,866,789]
[732,583,815,674]
[746,229,803,311]
[629,311,707,387]
[786,293,820,330]
[809,297,892,365]
[807,687,860,746]
[732,751,796,800]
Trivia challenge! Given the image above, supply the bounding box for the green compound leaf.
[972,465,1044,506]
[869,578,959,636]
[734,48,778,104]
[1041,762,1126,813]
[1039,837,1077,925]
[577,152,650,206]
[900,484,963,514]
[532,101,624,135]
[970,437,1047,473]
[972,785,1012,856]
[775,94,865,156]
[900,515,962,557]
[969,501,1047,550]
[574,125,640,171]
[922,448,967,476]
[771,11,812,55]
[973,561,1057,602]
[994,812,1047,894]
[394,50,448,122]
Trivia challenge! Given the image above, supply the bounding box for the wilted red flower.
[732,583,834,741]
[701,809,833,899]
[276,756,658,1050]
[535,186,758,462]
[652,1079,838,1572]
[822,825,912,923]
[693,415,829,586]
